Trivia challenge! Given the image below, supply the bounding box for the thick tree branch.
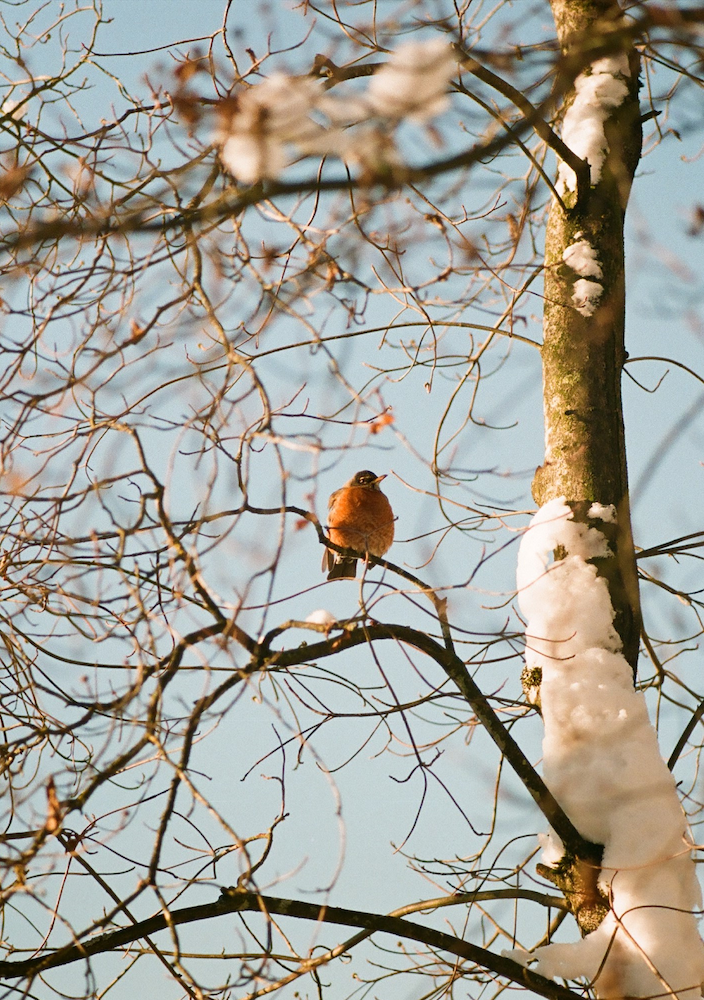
[0,888,580,1000]
[263,620,601,864]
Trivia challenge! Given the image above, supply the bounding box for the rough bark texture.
[537,854,609,933]
[532,0,643,672]
[530,0,644,941]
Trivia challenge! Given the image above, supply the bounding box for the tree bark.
[532,0,643,671]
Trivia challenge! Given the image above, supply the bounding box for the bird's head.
[350,470,386,489]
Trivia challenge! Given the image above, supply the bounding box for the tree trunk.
[532,0,643,671]
[528,0,644,937]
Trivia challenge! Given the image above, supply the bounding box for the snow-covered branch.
[215,39,459,183]
[509,500,704,1000]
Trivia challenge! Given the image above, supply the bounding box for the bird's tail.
[327,558,357,580]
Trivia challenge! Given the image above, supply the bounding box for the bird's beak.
[374,475,387,484]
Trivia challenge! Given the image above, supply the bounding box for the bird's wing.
[327,487,341,515]
[323,488,342,571]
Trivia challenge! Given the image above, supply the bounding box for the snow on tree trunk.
[510,501,704,998]
[517,1,704,995]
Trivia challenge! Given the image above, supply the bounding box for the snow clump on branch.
[215,74,323,184]
[506,499,704,999]
[366,39,456,122]
[215,39,458,184]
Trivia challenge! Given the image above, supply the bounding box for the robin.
[323,470,395,580]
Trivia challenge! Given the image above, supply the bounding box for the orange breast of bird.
[328,486,394,558]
